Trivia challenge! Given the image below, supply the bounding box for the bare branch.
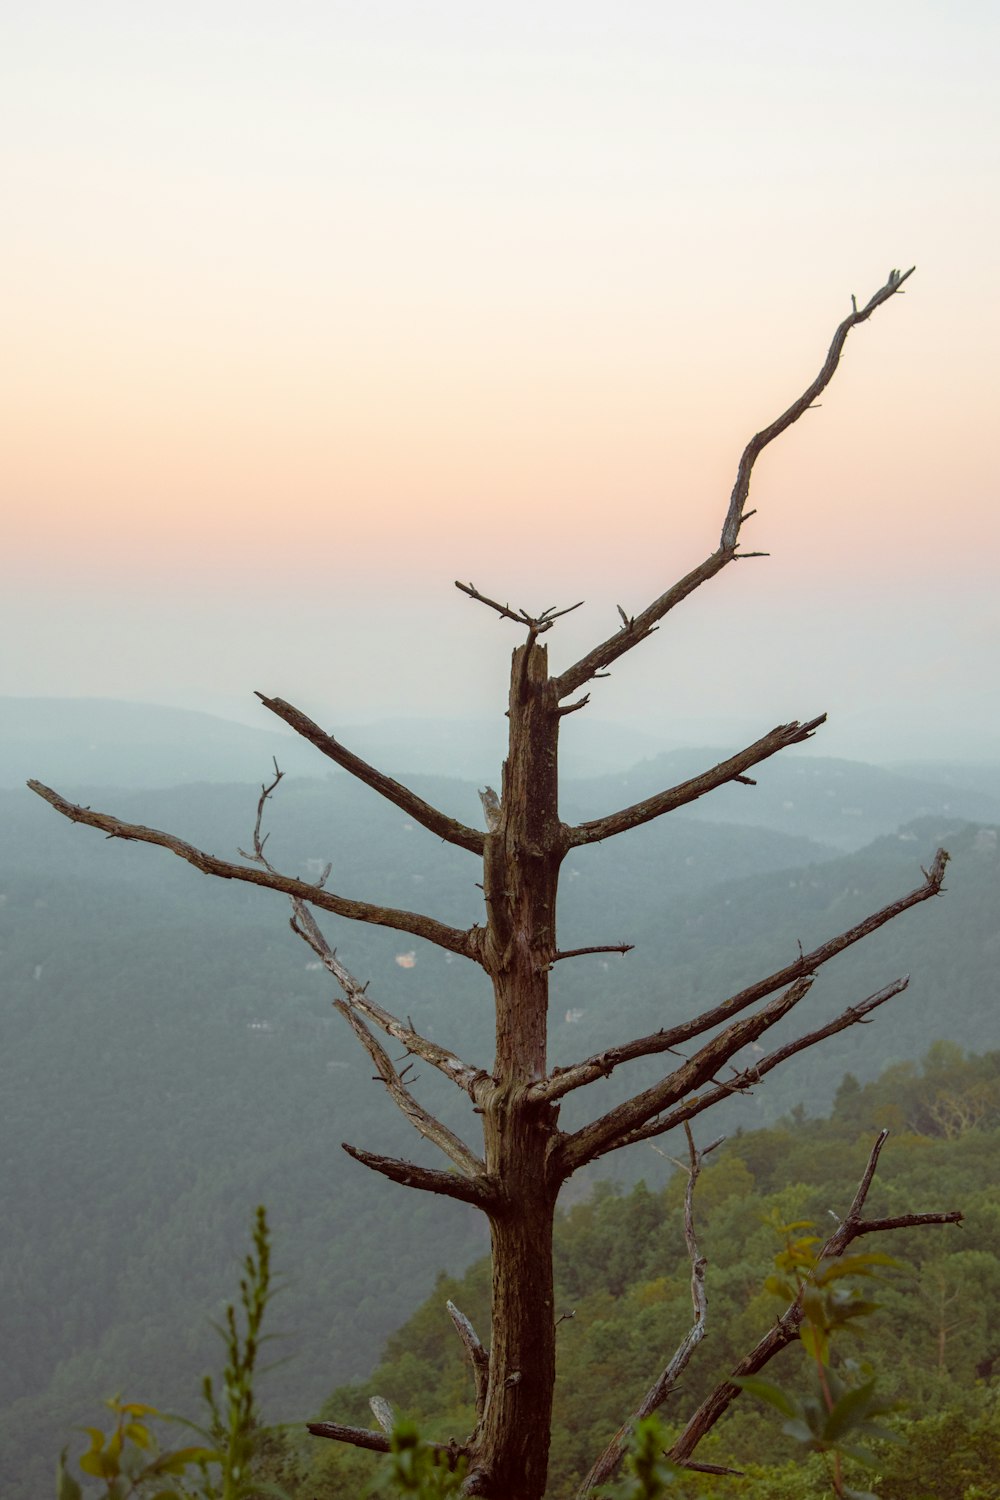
[719,268,915,551]
[448,1299,490,1422]
[547,943,634,968]
[560,978,815,1173]
[341,1143,500,1211]
[27,780,478,959]
[537,850,948,1103]
[455,580,584,634]
[669,1122,960,1466]
[289,902,489,1100]
[556,694,590,718]
[566,717,825,846]
[613,977,910,1150]
[255,694,485,854]
[578,1128,724,1495]
[336,1001,486,1178]
[555,269,914,699]
[308,1421,465,1465]
[307,1422,392,1454]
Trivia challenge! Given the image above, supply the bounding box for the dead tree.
[30,268,962,1499]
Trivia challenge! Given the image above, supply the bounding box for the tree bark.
[468,640,567,1497]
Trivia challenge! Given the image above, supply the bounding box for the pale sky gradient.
[3,2,998,762]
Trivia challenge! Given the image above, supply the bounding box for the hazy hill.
[569,749,1000,851]
[3,723,1000,1498]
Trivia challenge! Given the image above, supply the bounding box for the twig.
[577,1127,724,1494]
[27,780,479,959]
[554,269,914,699]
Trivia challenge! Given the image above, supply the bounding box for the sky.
[3,1,999,764]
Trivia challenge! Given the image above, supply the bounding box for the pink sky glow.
[3,2,998,759]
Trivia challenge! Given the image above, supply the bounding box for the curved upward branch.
[554,268,914,700]
[567,716,826,846]
[255,694,485,854]
[27,781,478,959]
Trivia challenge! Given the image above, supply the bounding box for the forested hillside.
[3,749,999,1498]
[300,1047,1000,1499]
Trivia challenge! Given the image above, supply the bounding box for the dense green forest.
[4,729,1000,1498]
[297,1047,1000,1498]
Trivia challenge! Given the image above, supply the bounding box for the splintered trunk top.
[483,640,565,1083]
[472,639,566,1498]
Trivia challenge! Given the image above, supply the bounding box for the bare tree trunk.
[469,639,566,1497]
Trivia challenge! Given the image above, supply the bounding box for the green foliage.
[736,1215,901,1496]
[596,1416,688,1499]
[58,1209,289,1500]
[366,1422,467,1497]
[304,1053,996,1498]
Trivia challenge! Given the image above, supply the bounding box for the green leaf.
[822,1378,879,1440]
[148,1445,219,1475]
[56,1450,83,1500]
[732,1375,800,1418]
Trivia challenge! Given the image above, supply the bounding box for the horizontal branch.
[613,977,910,1150]
[307,1420,465,1466]
[669,1123,960,1466]
[537,850,948,1103]
[566,717,825,846]
[27,781,477,959]
[307,1421,392,1453]
[548,943,634,967]
[341,1142,500,1211]
[554,269,913,700]
[337,1001,486,1178]
[289,902,489,1099]
[560,978,814,1172]
[255,694,485,854]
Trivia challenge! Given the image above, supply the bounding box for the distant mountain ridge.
[5,700,1000,855]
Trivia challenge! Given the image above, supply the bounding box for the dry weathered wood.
[559,978,814,1172]
[27,780,477,958]
[289,901,490,1099]
[536,850,948,1104]
[578,1127,724,1495]
[256,693,486,854]
[447,1299,490,1421]
[554,268,914,700]
[566,716,825,846]
[340,1143,500,1210]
